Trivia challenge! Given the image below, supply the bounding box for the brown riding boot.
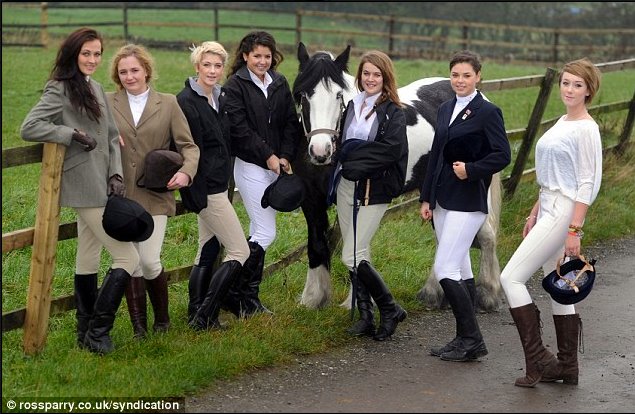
[541,314,582,385]
[509,303,559,387]
[145,270,170,332]
[124,276,148,339]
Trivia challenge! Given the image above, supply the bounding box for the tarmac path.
[187,236,635,413]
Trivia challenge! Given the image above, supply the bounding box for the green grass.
[2,33,634,399]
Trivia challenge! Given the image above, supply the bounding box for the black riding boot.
[430,278,477,357]
[188,265,213,324]
[438,279,488,362]
[83,268,130,355]
[190,260,243,331]
[348,270,375,336]
[240,241,273,317]
[356,260,406,341]
[74,273,97,348]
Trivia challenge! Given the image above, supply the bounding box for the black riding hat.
[102,195,154,242]
[261,170,306,212]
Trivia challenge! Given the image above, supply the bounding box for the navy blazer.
[419,91,511,213]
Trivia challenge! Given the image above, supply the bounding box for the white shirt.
[248,69,273,98]
[535,116,602,205]
[449,90,477,125]
[126,88,150,127]
[346,91,380,142]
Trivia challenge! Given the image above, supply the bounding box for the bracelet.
[568,229,584,239]
[569,224,582,231]
[525,215,537,221]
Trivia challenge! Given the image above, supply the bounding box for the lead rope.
[350,180,360,320]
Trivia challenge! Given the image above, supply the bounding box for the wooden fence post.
[22,143,65,355]
[616,89,635,155]
[122,2,129,42]
[40,2,48,48]
[503,67,558,198]
[295,11,302,47]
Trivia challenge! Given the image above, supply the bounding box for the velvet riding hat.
[542,255,596,305]
[102,195,154,242]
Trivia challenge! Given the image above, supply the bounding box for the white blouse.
[535,116,602,205]
[126,88,150,127]
[345,91,380,142]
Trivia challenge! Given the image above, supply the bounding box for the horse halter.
[299,90,346,143]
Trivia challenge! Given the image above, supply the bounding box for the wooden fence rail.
[2,59,634,354]
[2,3,633,64]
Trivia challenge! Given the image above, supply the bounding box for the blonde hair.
[110,43,156,91]
[559,58,602,105]
[355,50,403,116]
[189,41,228,66]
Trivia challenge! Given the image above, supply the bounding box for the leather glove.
[108,174,125,197]
[72,129,97,151]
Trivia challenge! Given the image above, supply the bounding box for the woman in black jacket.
[176,41,249,329]
[328,50,408,341]
[420,50,511,362]
[222,31,300,317]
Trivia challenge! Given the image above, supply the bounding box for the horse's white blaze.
[306,73,356,164]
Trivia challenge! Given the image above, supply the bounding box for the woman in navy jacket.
[222,31,300,317]
[329,50,408,341]
[420,50,511,362]
[176,41,249,330]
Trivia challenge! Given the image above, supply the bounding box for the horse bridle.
[299,90,346,143]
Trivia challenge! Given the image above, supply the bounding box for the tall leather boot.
[221,239,251,318]
[188,265,213,324]
[438,279,488,362]
[124,276,148,339]
[356,260,406,341]
[190,260,243,331]
[347,270,375,337]
[74,273,97,348]
[509,302,559,387]
[431,278,477,357]
[83,268,130,355]
[145,270,170,333]
[541,314,582,385]
[240,241,273,317]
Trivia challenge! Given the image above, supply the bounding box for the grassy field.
[2,22,634,400]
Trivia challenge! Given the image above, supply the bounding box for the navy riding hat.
[542,255,596,305]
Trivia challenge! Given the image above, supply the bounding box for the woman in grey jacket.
[21,27,139,355]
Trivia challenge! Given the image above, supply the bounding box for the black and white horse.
[291,43,503,312]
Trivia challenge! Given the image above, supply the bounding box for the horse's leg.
[474,222,503,313]
[474,173,503,313]
[299,198,332,309]
[416,266,447,310]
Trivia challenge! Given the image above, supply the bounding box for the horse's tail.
[486,172,502,236]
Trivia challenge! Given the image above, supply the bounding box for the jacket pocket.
[63,150,89,172]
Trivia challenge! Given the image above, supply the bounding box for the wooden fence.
[2,2,634,64]
[2,58,634,355]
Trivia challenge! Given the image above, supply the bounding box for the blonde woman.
[176,41,250,329]
[107,44,199,338]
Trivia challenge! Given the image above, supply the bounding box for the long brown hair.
[51,27,103,122]
[355,50,403,119]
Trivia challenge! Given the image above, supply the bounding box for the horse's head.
[293,42,357,166]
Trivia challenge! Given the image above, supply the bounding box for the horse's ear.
[334,45,351,73]
[298,42,309,70]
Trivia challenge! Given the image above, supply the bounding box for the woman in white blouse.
[500,58,602,388]
[328,50,408,341]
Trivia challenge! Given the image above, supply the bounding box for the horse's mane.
[292,51,349,104]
